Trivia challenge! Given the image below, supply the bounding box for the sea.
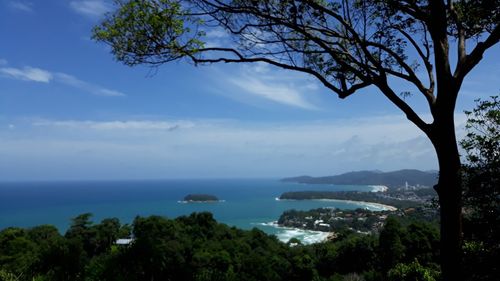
[0,179,384,244]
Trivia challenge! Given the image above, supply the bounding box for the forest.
[0,211,442,281]
[0,202,496,281]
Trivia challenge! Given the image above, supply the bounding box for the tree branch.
[455,24,500,80]
[376,77,431,134]
[390,25,435,103]
[187,47,371,99]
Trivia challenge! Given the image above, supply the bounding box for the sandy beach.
[277,197,397,211]
[313,198,397,211]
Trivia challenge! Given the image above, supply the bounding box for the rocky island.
[182,194,221,203]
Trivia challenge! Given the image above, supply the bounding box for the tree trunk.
[429,116,463,281]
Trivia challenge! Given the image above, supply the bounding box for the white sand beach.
[276,197,397,211]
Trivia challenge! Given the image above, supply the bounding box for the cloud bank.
[0,115,453,180]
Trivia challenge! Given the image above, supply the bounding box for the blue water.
[0,179,377,242]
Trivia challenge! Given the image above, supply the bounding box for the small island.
[182,194,221,203]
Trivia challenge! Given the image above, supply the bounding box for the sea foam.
[370,185,389,192]
[258,221,330,245]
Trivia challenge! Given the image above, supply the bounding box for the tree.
[93,1,500,279]
[378,217,405,273]
[460,96,499,281]
[461,96,499,241]
[387,259,440,281]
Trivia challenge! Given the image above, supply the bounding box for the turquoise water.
[0,179,377,243]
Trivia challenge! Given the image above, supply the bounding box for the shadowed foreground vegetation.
[1,212,443,281]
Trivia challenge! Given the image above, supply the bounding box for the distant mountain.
[282,169,438,188]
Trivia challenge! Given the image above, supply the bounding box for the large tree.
[93,0,500,279]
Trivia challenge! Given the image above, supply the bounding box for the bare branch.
[376,77,431,134]
[188,47,371,98]
[448,1,467,69]
[390,25,435,104]
[364,41,433,103]
[455,24,500,80]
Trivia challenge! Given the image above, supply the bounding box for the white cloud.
[70,0,110,17]
[97,89,126,97]
[8,1,33,12]
[0,63,125,97]
[33,120,194,131]
[55,73,126,97]
[229,76,317,109]
[0,66,53,83]
[215,63,320,110]
[203,28,231,48]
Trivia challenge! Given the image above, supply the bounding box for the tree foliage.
[461,96,499,242]
[460,96,500,281]
[387,259,440,281]
[0,212,444,281]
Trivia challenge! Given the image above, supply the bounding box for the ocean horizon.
[0,179,385,244]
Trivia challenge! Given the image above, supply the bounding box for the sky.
[0,0,499,180]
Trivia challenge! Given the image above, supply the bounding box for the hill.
[282,169,438,188]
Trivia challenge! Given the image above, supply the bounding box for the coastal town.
[277,205,438,236]
[276,183,439,236]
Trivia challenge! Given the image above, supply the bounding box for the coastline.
[257,221,331,245]
[275,197,397,211]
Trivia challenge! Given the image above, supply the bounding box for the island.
[182,194,221,203]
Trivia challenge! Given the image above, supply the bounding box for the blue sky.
[0,0,499,180]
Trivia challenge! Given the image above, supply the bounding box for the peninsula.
[276,189,439,235]
[282,169,438,189]
[278,190,421,209]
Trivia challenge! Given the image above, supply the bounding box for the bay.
[0,179,380,243]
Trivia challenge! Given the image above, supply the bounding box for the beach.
[276,197,397,211]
